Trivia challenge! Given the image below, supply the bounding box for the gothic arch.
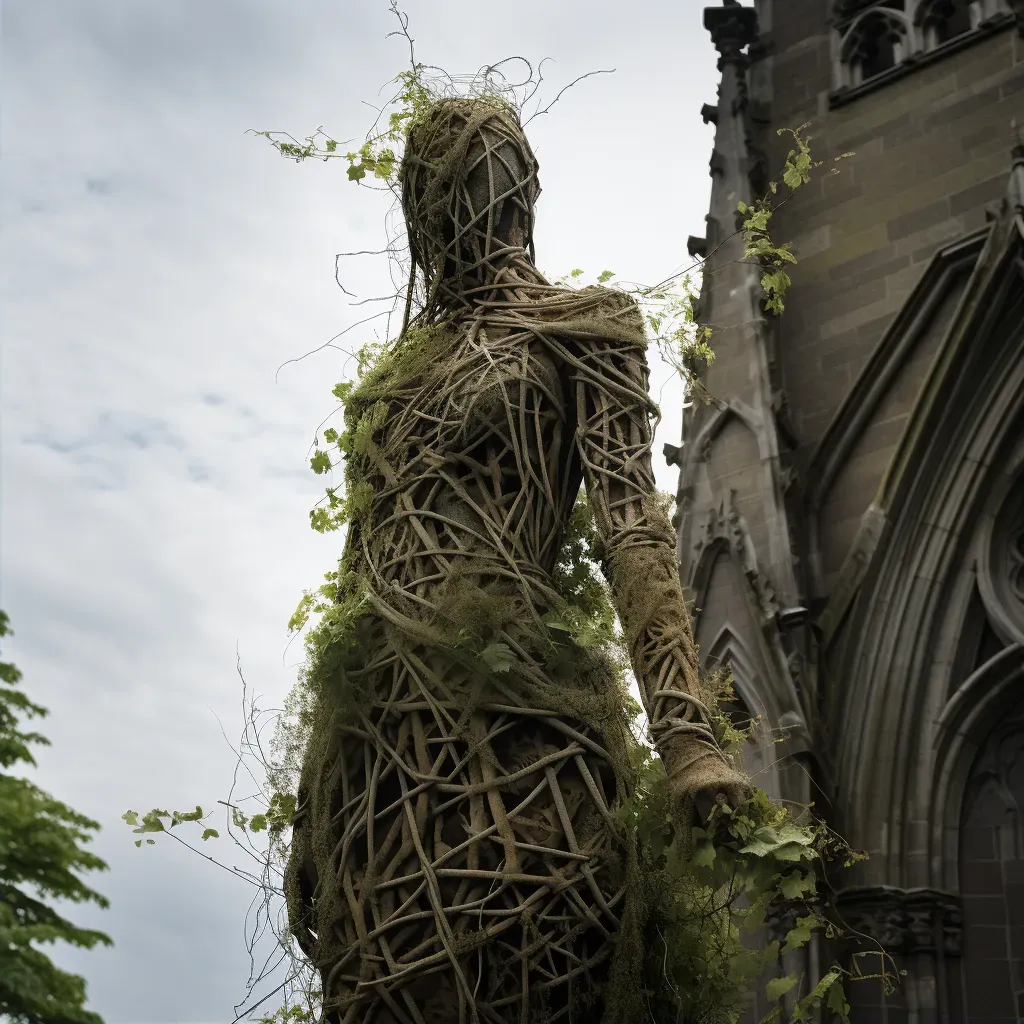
[704,625,777,721]
[915,0,977,46]
[826,199,1024,886]
[687,507,805,728]
[976,467,1024,646]
[704,626,785,799]
[839,6,914,85]
[930,644,1024,893]
[688,535,730,614]
[687,399,763,468]
[807,228,985,609]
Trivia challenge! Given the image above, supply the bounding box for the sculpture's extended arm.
[568,294,748,816]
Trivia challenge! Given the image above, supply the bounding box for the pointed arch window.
[834,0,1017,96]
[958,714,1024,1020]
[840,7,911,87]
[917,0,980,47]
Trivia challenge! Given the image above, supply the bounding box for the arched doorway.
[959,710,1024,1020]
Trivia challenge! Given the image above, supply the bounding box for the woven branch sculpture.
[284,97,748,1024]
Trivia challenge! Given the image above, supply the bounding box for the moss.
[279,95,849,1023]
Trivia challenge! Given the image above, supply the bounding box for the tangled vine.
[124,11,884,1023]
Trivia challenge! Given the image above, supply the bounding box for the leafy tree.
[0,611,112,1024]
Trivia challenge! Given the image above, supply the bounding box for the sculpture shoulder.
[544,285,646,350]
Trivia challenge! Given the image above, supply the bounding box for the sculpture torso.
[287,289,640,1024]
[353,317,582,601]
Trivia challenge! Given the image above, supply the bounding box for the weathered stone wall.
[766,26,1022,440]
[680,6,1024,1022]
[756,17,1024,591]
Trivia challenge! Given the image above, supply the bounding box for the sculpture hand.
[659,724,752,829]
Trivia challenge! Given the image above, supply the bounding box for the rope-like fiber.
[285,97,746,1024]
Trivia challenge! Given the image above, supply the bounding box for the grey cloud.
[23,412,187,455]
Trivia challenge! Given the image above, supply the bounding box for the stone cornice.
[703,1,760,68]
[835,886,963,956]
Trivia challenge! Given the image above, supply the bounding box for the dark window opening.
[923,0,975,46]
[959,715,1024,1021]
[848,14,905,82]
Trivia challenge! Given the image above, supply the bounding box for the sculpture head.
[400,97,541,314]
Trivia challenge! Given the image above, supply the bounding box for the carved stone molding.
[979,474,1024,643]
[1008,498,1024,604]
[835,886,963,956]
[770,389,799,451]
[831,2,1018,103]
[703,1,760,68]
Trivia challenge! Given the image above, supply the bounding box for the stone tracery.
[832,0,1014,90]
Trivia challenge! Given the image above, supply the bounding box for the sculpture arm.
[568,294,748,814]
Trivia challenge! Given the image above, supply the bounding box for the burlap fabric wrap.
[284,97,747,1024]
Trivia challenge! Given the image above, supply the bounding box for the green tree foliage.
[0,611,112,1024]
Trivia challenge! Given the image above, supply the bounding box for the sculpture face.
[400,98,541,305]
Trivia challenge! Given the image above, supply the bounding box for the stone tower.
[675,1,1024,1020]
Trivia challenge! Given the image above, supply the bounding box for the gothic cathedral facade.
[676,2,1024,1020]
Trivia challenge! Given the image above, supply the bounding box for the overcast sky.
[1,2,720,1020]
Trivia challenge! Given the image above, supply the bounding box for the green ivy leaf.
[480,643,515,674]
[201,828,219,841]
[825,972,851,1020]
[781,914,816,955]
[692,836,716,868]
[347,163,366,182]
[765,972,799,1003]
[597,270,615,283]
[249,814,268,833]
[133,809,169,835]
[310,450,332,475]
[288,592,316,633]
[791,966,846,1022]
[171,805,204,827]
[738,825,780,856]
[780,869,816,899]
[774,841,815,862]
[541,611,572,634]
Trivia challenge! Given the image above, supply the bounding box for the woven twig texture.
[284,98,744,1024]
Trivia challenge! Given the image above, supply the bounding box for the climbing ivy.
[738,125,853,316]
[122,10,886,1023]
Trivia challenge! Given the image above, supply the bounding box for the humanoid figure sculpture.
[284,97,747,1023]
